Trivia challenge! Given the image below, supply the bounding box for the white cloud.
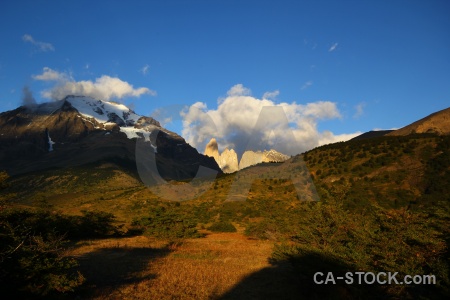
[353,102,365,118]
[33,67,68,81]
[181,84,358,157]
[318,131,361,146]
[373,127,398,131]
[227,84,251,97]
[329,42,338,52]
[301,80,313,90]
[262,90,279,100]
[33,67,156,101]
[140,64,150,75]
[22,34,54,52]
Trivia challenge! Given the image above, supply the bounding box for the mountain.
[238,149,290,170]
[387,106,450,136]
[349,107,450,141]
[204,137,220,162]
[204,138,239,173]
[203,138,289,173]
[218,148,239,173]
[0,96,221,180]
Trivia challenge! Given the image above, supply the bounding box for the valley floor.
[68,232,301,299]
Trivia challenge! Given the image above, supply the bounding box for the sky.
[0,0,449,155]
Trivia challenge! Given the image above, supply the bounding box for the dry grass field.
[68,231,300,299]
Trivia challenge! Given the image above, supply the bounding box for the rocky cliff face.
[0,96,221,180]
[219,148,239,173]
[204,138,219,162]
[239,149,290,170]
[204,138,288,173]
[204,138,238,173]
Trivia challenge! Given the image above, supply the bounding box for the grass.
[66,232,287,299]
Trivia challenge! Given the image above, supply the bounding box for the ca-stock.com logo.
[135,105,320,202]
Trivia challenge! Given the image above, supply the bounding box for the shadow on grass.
[74,243,173,297]
[219,252,389,300]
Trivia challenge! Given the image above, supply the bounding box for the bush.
[1,209,121,240]
[271,199,449,298]
[0,210,85,296]
[208,221,237,233]
[133,206,202,238]
[76,210,119,238]
[244,219,282,240]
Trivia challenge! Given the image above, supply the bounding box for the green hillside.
[1,133,449,298]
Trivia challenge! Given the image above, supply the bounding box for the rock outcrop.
[239,149,290,170]
[204,138,238,173]
[204,138,220,162]
[204,138,289,173]
[219,148,239,173]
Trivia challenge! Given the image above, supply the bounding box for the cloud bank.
[33,67,156,101]
[181,84,360,157]
[22,34,54,52]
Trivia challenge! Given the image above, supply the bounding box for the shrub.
[208,221,237,233]
[271,199,449,298]
[133,206,202,238]
[0,210,85,296]
[1,209,121,240]
[244,219,282,240]
[77,210,119,238]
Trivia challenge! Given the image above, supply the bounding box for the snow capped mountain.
[64,96,164,143]
[0,96,221,179]
[65,96,141,126]
[25,95,163,145]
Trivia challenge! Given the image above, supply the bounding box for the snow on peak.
[65,95,140,126]
[64,95,162,146]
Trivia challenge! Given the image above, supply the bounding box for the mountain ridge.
[204,138,290,173]
[0,96,221,180]
[387,106,450,136]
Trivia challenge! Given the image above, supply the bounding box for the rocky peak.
[219,148,239,173]
[204,138,288,173]
[0,97,221,179]
[135,116,161,130]
[204,138,219,162]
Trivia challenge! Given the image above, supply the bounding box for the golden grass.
[67,233,282,299]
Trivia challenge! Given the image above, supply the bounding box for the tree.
[0,210,85,296]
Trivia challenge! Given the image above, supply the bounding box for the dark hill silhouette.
[351,130,393,141]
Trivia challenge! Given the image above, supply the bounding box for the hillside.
[1,106,449,299]
[2,132,449,298]
[387,106,450,136]
[350,130,394,140]
[1,132,447,242]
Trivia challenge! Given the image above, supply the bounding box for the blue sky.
[1,0,449,153]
